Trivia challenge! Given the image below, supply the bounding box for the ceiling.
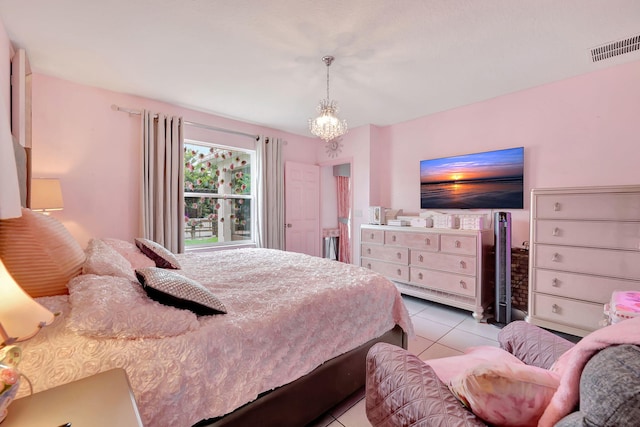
[1,1,639,137]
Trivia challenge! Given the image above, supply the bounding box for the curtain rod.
[111,104,259,141]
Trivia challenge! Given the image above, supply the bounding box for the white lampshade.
[31,178,64,212]
[0,259,55,345]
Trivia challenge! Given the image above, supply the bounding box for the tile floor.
[308,295,506,427]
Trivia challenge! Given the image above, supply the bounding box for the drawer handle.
[425,238,430,245]
[396,268,402,276]
[366,248,371,255]
[459,280,466,289]
[552,227,560,236]
[459,260,466,269]
[455,240,461,248]
[552,304,560,314]
[418,272,423,280]
[396,252,402,259]
[370,233,375,239]
[418,254,424,262]
[552,253,560,262]
[552,278,560,287]
[367,263,371,269]
[392,235,397,242]
[554,202,561,211]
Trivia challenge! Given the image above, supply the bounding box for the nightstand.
[2,368,143,427]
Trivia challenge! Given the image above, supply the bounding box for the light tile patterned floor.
[308,295,504,427]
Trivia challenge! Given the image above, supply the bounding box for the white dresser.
[361,224,493,320]
[528,185,640,336]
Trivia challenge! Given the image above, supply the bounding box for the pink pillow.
[102,238,155,270]
[449,362,560,427]
[426,346,524,384]
[83,238,136,281]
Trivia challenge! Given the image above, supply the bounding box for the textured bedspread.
[17,248,412,427]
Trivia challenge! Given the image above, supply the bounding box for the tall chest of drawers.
[528,185,640,336]
[361,224,493,321]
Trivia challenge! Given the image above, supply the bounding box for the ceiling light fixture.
[308,56,348,142]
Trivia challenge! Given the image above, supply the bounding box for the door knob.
[285,223,292,228]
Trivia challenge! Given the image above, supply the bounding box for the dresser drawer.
[533,268,640,303]
[532,293,604,331]
[440,234,477,256]
[410,268,476,298]
[534,220,640,250]
[534,244,640,280]
[361,259,409,281]
[535,192,640,220]
[411,251,476,276]
[361,228,384,244]
[386,231,439,251]
[361,244,408,264]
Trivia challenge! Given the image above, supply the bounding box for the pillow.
[134,238,180,269]
[0,208,85,297]
[82,238,137,281]
[135,267,226,316]
[67,273,199,339]
[448,362,560,427]
[101,238,155,270]
[427,346,525,384]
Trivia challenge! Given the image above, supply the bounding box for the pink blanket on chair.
[538,317,640,427]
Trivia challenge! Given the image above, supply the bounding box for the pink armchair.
[365,321,574,427]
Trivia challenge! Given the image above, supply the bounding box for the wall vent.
[591,34,640,62]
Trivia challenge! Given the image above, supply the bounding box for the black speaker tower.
[494,211,512,325]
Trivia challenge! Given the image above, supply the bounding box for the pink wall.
[335,59,640,251]
[31,73,318,247]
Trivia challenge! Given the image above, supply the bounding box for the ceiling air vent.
[591,34,640,62]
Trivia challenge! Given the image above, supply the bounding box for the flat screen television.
[420,147,524,209]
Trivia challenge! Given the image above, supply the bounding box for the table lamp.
[30,178,64,214]
[0,259,55,422]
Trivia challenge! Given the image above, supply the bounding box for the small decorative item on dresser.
[432,214,459,229]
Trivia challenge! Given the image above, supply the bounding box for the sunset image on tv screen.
[420,147,524,209]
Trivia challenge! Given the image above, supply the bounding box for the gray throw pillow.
[135,267,226,316]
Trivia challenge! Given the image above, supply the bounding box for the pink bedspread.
[17,248,412,427]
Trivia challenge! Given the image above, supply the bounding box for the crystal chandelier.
[309,56,348,142]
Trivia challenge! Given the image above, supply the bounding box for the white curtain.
[141,110,184,253]
[255,136,285,249]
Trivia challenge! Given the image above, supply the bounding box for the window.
[183,140,255,248]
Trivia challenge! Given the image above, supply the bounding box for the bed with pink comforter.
[16,245,412,427]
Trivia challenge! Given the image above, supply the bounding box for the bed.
[0,208,412,427]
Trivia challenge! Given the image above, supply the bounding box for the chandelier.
[308,56,348,142]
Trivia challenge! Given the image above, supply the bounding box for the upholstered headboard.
[12,136,31,208]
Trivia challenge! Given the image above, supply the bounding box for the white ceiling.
[1,1,639,137]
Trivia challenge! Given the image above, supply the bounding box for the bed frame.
[196,325,407,427]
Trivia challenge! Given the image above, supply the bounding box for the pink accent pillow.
[426,346,524,384]
[67,273,199,339]
[83,238,136,281]
[448,362,560,427]
[135,238,181,269]
[102,238,155,270]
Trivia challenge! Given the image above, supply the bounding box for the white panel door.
[285,161,320,256]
